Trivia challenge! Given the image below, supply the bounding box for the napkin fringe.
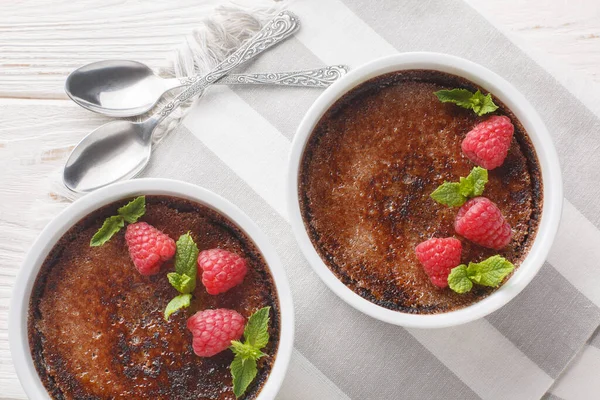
[149,2,283,144]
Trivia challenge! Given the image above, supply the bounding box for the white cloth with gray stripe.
[133,0,600,399]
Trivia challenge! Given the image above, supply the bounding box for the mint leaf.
[229,307,271,398]
[231,355,258,398]
[458,177,474,197]
[434,89,475,108]
[164,293,192,321]
[167,272,194,294]
[430,182,466,207]
[471,90,499,116]
[166,233,199,296]
[434,89,498,116]
[243,307,270,349]
[90,215,124,246]
[459,167,488,197]
[448,265,473,294]
[467,255,515,287]
[117,196,146,223]
[174,233,199,278]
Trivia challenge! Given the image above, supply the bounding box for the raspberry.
[124,222,176,276]
[454,197,512,250]
[186,309,245,357]
[198,249,248,295]
[461,115,514,169]
[415,237,462,288]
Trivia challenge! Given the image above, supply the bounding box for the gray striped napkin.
[140,0,600,398]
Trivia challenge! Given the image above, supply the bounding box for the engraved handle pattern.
[215,65,348,87]
[158,11,299,118]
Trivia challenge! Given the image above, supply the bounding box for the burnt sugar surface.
[28,195,280,399]
[300,70,542,313]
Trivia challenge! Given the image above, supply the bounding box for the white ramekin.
[9,178,294,399]
[288,52,563,329]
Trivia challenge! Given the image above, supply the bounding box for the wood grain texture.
[0,0,261,99]
[464,0,600,81]
[0,99,107,399]
[0,1,599,399]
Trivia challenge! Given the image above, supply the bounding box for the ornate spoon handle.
[156,11,299,120]
[216,65,348,87]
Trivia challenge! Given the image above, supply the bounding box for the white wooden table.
[1,1,599,399]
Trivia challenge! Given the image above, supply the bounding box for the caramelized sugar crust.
[300,70,542,313]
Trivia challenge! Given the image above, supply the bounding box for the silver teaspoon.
[66,61,348,117]
[63,11,299,193]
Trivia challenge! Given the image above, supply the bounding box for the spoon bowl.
[65,60,168,117]
[63,120,153,192]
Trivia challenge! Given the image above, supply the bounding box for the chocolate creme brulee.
[28,196,279,399]
[299,70,542,314]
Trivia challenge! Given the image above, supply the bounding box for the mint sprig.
[459,167,488,198]
[164,232,199,320]
[434,89,499,116]
[466,255,515,286]
[448,255,515,294]
[230,307,271,398]
[90,196,146,246]
[431,167,488,207]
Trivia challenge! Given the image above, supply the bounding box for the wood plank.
[464,0,600,81]
[0,0,268,99]
[0,99,108,399]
